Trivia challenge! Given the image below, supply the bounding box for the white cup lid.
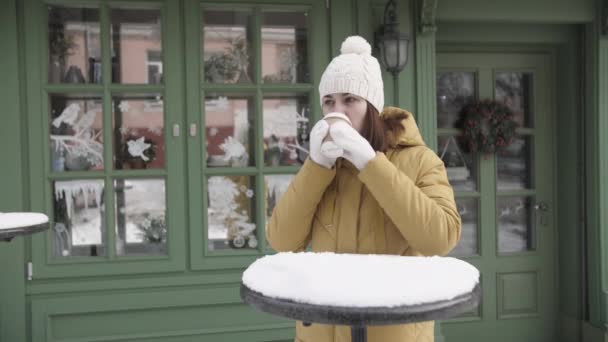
[323,112,351,125]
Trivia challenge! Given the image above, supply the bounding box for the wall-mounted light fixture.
[374,0,410,79]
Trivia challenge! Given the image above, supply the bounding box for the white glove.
[309,120,338,168]
[329,121,377,170]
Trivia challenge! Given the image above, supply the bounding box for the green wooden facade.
[1,0,607,341]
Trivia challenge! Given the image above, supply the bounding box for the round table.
[0,212,50,242]
[241,252,480,342]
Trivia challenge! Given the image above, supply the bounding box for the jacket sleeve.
[358,150,461,256]
[266,158,336,252]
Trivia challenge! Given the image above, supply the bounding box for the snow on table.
[242,252,480,308]
[0,212,49,230]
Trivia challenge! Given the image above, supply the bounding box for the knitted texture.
[319,36,384,112]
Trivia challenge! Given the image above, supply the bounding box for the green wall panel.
[31,286,292,342]
[555,28,584,342]
[599,31,608,334]
[0,0,27,341]
[436,0,594,23]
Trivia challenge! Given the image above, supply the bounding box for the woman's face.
[322,93,368,132]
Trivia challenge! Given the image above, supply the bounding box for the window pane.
[204,94,254,167]
[497,136,533,191]
[50,94,104,172]
[114,179,167,256]
[110,8,162,84]
[262,11,309,84]
[112,94,165,170]
[437,136,477,191]
[449,197,478,257]
[498,196,536,253]
[436,72,475,129]
[48,6,101,84]
[207,175,257,251]
[202,10,253,84]
[52,180,105,257]
[495,72,533,128]
[263,94,310,166]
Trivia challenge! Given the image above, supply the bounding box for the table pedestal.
[352,326,366,342]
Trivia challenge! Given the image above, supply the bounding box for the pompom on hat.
[319,36,384,113]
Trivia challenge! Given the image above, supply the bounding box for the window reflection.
[263,94,310,166]
[498,196,535,253]
[49,94,104,172]
[52,180,106,257]
[48,6,101,84]
[207,175,257,251]
[495,72,533,128]
[110,8,162,84]
[261,12,309,84]
[449,197,478,257]
[205,94,254,167]
[114,179,167,256]
[436,72,476,129]
[438,136,477,191]
[202,10,253,84]
[112,94,165,170]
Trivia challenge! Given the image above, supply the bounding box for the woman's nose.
[333,101,346,114]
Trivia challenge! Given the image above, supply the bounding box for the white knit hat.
[319,36,384,113]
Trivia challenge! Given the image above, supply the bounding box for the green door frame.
[583,0,608,337]
[435,49,558,342]
[0,0,27,340]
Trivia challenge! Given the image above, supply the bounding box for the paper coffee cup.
[319,112,351,159]
[322,112,351,143]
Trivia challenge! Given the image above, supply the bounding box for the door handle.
[534,201,549,225]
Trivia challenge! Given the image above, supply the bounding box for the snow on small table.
[0,212,49,242]
[243,252,479,308]
[241,252,480,342]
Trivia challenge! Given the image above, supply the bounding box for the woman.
[266,35,462,342]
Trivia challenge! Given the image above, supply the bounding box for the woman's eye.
[324,100,334,106]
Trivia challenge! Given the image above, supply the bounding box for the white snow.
[0,212,48,230]
[242,252,479,308]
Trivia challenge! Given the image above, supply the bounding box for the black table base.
[352,326,366,342]
[241,283,481,342]
[0,222,49,242]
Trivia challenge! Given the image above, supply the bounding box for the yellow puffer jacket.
[266,107,462,342]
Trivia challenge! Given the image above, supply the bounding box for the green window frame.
[184,0,329,271]
[23,0,329,278]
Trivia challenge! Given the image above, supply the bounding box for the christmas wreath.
[459,99,518,154]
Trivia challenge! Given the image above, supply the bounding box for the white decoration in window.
[54,180,104,219]
[220,136,247,161]
[52,103,81,128]
[205,96,229,111]
[209,127,219,136]
[147,126,163,136]
[127,136,152,161]
[266,175,292,198]
[119,126,130,135]
[51,103,103,169]
[119,101,130,113]
[207,176,255,244]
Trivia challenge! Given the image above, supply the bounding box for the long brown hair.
[360,102,407,152]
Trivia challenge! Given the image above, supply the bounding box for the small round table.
[241,252,480,342]
[0,212,50,242]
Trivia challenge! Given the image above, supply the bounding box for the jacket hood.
[380,106,426,148]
